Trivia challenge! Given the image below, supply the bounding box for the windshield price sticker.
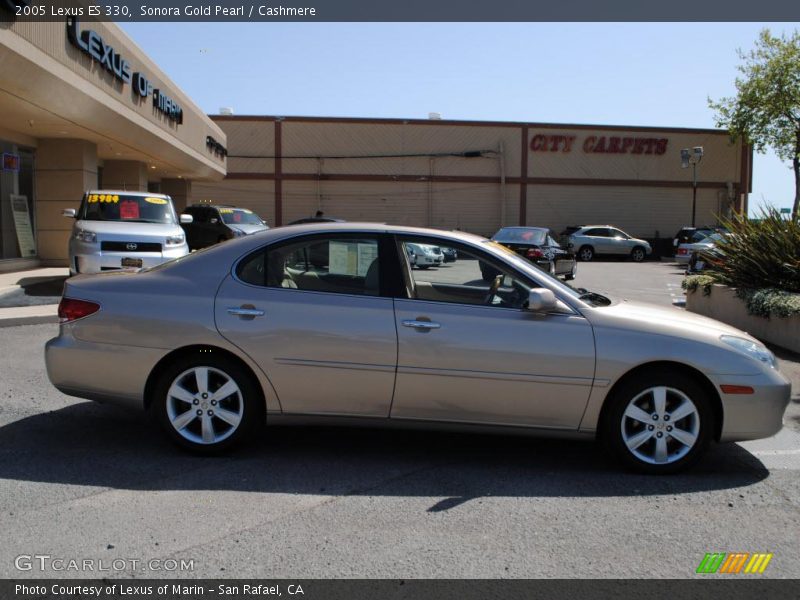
[145,197,168,205]
[88,194,120,203]
[119,200,140,219]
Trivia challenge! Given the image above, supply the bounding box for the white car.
[675,231,721,265]
[568,226,652,262]
[407,243,443,269]
[63,191,192,275]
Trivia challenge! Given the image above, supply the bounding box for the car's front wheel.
[602,369,713,474]
[564,261,577,281]
[630,246,646,262]
[152,354,262,453]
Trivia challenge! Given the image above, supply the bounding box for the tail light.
[58,298,100,323]
[526,248,544,259]
[677,248,688,255]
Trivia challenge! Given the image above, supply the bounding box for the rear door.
[215,232,399,417]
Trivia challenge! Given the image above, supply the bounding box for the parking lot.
[0,260,798,579]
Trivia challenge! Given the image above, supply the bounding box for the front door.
[215,233,397,417]
[391,237,596,429]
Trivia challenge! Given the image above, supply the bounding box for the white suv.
[568,226,652,262]
[63,191,193,275]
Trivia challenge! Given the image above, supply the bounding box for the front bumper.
[69,241,188,274]
[417,255,443,266]
[716,369,792,442]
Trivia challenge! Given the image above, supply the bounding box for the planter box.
[686,283,800,353]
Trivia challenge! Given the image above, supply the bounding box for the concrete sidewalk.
[0,267,67,327]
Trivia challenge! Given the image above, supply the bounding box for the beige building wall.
[204,116,746,243]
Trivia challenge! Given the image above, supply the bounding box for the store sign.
[2,153,20,172]
[66,18,184,126]
[206,136,228,158]
[530,133,669,155]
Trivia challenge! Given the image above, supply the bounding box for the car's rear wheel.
[153,354,262,453]
[578,246,594,261]
[602,369,713,474]
[631,246,646,262]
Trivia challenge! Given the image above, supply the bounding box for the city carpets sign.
[530,133,668,155]
[66,18,183,125]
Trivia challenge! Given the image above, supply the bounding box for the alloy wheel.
[620,386,700,465]
[166,366,244,445]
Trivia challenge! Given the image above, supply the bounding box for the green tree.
[709,29,800,220]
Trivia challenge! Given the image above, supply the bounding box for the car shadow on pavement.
[0,403,769,510]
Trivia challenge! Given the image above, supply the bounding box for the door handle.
[227,306,265,317]
[402,319,441,330]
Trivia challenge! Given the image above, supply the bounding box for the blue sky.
[121,22,799,214]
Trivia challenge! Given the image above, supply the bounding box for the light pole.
[681,146,704,227]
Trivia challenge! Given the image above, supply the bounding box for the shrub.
[707,207,800,292]
[736,288,800,319]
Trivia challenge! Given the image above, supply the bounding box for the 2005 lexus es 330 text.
[45,224,791,474]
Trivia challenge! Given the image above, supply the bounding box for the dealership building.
[0,13,226,270]
[200,115,751,245]
[1,11,751,270]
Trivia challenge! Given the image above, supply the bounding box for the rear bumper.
[674,254,691,264]
[45,331,165,411]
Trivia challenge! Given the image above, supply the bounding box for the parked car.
[288,217,345,225]
[406,243,443,269]
[441,247,458,263]
[675,230,716,264]
[45,223,790,474]
[181,204,268,250]
[686,233,728,273]
[568,226,652,262]
[62,190,191,275]
[673,226,716,248]
[486,226,576,280]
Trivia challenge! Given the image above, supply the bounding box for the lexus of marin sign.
[530,133,669,155]
[66,17,184,126]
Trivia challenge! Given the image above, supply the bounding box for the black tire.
[630,246,646,262]
[601,368,714,474]
[218,236,227,244]
[151,352,263,454]
[417,265,430,270]
[578,246,594,262]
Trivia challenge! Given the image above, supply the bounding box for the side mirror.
[524,288,557,312]
[180,214,194,224]
[62,208,76,218]
[210,218,219,224]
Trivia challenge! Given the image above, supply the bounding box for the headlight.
[720,335,777,369]
[165,233,185,246]
[73,229,96,243]
[231,229,245,237]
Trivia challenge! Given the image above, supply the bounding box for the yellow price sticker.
[219,208,234,213]
[145,197,168,205]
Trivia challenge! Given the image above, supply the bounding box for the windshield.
[220,208,264,225]
[708,233,725,242]
[493,227,547,245]
[79,193,177,224]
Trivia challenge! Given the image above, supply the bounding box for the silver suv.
[63,191,192,275]
[568,225,652,262]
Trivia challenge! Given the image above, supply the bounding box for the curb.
[0,305,59,328]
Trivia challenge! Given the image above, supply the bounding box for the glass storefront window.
[0,143,36,260]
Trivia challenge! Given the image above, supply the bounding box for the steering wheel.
[484,274,503,305]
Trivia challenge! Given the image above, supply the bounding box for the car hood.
[630,237,651,246]
[229,223,269,235]
[583,299,750,339]
[75,220,184,237]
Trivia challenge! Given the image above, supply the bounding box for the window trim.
[232,232,402,298]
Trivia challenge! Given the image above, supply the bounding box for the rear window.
[492,228,547,244]
[79,193,177,224]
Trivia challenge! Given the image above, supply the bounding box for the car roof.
[495,226,549,232]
